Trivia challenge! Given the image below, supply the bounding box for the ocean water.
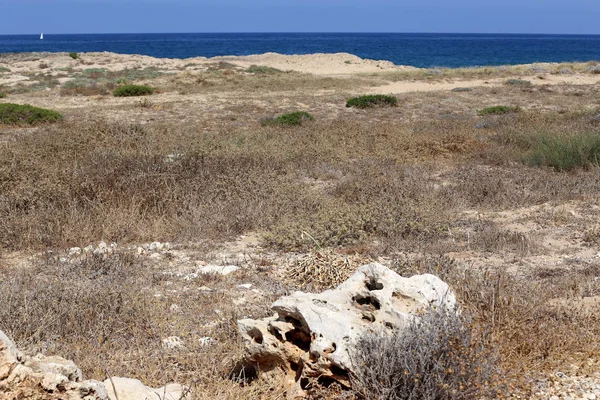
[1,33,600,68]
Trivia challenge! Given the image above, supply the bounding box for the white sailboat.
[40,33,44,40]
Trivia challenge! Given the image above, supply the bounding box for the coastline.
[1,50,598,76]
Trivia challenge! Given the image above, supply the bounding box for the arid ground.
[1,51,600,399]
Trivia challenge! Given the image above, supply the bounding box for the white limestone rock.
[238,263,456,391]
[104,377,187,400]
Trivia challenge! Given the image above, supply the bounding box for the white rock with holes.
[238,263,456,393]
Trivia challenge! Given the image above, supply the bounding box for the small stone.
[68,247,81,257]
[199,337,213,346]
[162,336,184,349]
[169,304,180,312]
[233,297,247,306]
[149,253,163,260]
[199,265,240,276]
[238,284,253,290]
[183,273,199,281]
[148,241,163,251]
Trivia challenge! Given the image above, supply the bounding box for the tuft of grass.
[246,65,282,74]
[113,84,154,97]
[524,133,600,171]
[505,78,531,86]
[0,92,6,99]
[69,52,79,60]
[261,111,314,126]
[0,103,63,125]
[451,87,472,92]
[346,94,397,108]
[0,67,10,73]
[477,105,520,116]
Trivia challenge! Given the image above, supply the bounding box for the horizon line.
[2,31,600,36]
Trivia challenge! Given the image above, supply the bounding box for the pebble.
[528,362,600,399]
[198,265,240,276]
[162,336,184,349]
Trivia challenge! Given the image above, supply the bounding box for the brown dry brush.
[0,251,281,398]
[392,254,600,394]
[350,307,502,400]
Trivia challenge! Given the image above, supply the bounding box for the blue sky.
[1,0,599,35]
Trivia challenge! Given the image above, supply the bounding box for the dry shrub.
[284,250,373,292]
[60,83,112,96]
[392,254,600,392]
[350,307,501,400]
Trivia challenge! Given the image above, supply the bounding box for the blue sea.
[1,33,600,68]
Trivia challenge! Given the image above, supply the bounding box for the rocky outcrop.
[0,329,186,400]
[238,263,456,393]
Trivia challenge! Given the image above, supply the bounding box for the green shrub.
[477,105,520,116]
[69,52,79,60]
[0,103,63,125]
[346,95,397,108]
[261,111,314,126]
[525,133,600,171]
[451,87,472,92]
[246,65,282,74]
[505,78,531,86]
[0,67,10,73]
[113,85,154,97]
[0,92,6,99]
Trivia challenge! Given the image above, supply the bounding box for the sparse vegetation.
[60,67,167,96]
[505,78,531,86]
[477,105,520,115]
[261,111,314,126]
[525,133,600,171]
[113,84,154,97]
[0,92,6,98]
[451,87,472,92]
[0,103,63,125]
[0,67,10,73]
[346,94,397,108]
[69,52,79,60]
[1,54,600,399]
[246,65,282,74]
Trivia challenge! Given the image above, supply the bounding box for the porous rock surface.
[0,329,186,400]
[238,263,456,392]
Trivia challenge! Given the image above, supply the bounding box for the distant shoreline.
[2,51,599,81]
[2,33,600,68]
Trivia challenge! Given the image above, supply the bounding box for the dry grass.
[0,251,286,399]
[2,59,600,398]
[369,60,600,82]
[392,254,600,394]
